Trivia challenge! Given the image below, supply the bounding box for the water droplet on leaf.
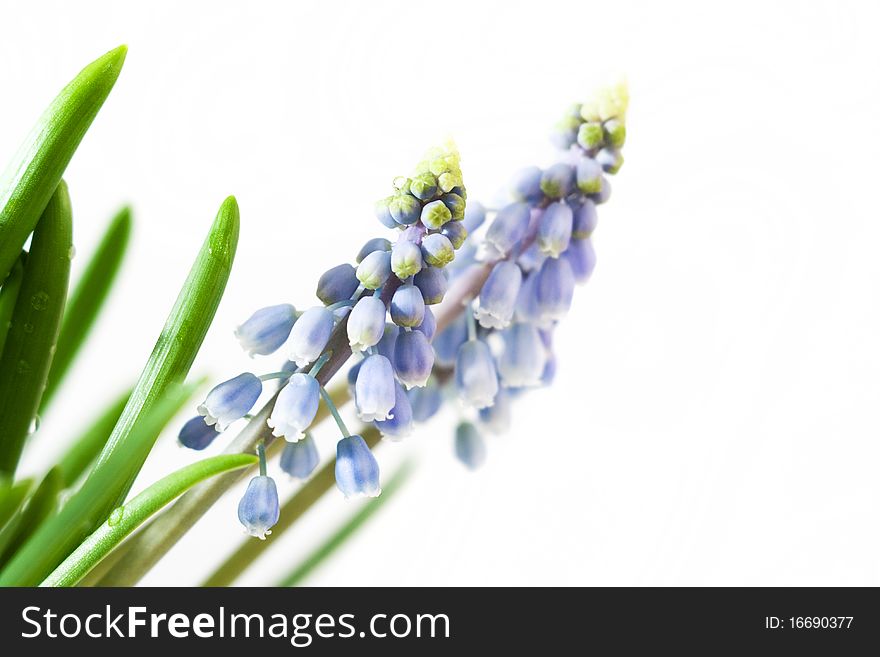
[30,292,49,311]
[108,507,124,526]
[68,245,76,260]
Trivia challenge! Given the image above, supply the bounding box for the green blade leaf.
[0,382,195,586]
[0,479,33,531]
[278,461,413,587]
[92,196,239,506]
[0,467,62,567]
[0,46,126,285]
[41,206,132,410]
[0,253,26,356]
[0,182,72,477]
[54,387,132,489]
[41,453,256,587]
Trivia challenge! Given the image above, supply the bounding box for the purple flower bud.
[498,323,547,388]
[356,250,392,290]
[576,157,603,194]
[590,176,611,204]
[563,238,596,283]
[510,166,544,204]
[571,199,598,238]
[455,339,498,409]
[539,162,575,199]
[541,352,557,385]
[280,434,319,480]
[577,121,604,150]
[514,272,541,324]
[475,260,522,329]
[433,312,468,367]
[410,172,438,201]
[408,382,443,422]
[335,434,381,498]
[391,284,426,328]
[198,373,262,430]
[416,305,436,341]
[377,323,398,361]
[463,201,486,233]
[267,373,321,441]
[355,354,397,422]
[479,388,511,434]
[389,193,421,225]
[178,416,220,450]
[485,202,530,258]
[441,220,468,250]
[535,257,575,323]
[414,265,448,304]
[347,296,387,352]
[596,147,624,174]
[420,199,453,230]
[234,304,296,357]
[391,239,423,279]
[316,263,359,305]
[421,233,455,267]
[288,306,334,367]
[375,197,398,229]
[455,422,486,470]
[517,239,547,273]
[238,475,280,539]
[442,192,466,221]
[356,237,391,264]
[375,381,414,440]
[537,201,573,258]
[393,328,434,389]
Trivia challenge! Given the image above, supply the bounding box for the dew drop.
[23,322,34,334]
[68,245,76,260]
[108,507,124,526]
[30,291,49,311]
[28,415,41,435]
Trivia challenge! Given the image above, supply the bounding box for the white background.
[2,0,879,586]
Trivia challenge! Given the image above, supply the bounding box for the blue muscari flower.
[517,239,547,273]
[198,372,262,430]
[280,434,320,480]
[391,238,423,279]
[596,147,624,174]
[347,296,387,352]
[475,260,522,329]
[414,265,448,304]
[393,328,434,389]
[408,381,443,422]
[356,249,392,290]
[433,313,468,368]
[510,166,544,204]
[535,257,575,323]
[498,323,547,388]
[389,192,422,225]
[539,162,575,199]
[316,264,360,306]
[541,353,557,385]
[288,306,335,367]
[357,237,392,263]
[178,416,221,450]
[238,475,280,539]
[455,339,498,409]
[416,305,436,341]
[421,199,453,230]
[377,322,398,361]
[571,199,598,238]
[591,176,611,204]
[355,353,396,422]
[442,192,466,221]
[485,202,531,258]
[421,233,455,267]
[576,156,603,194]
[410,172,438,201]
[462,201,486,232]
[577,121,604,151]
[479,388,511,434]
[375,197,399,229]
[267,372,320,441]
[335,434,381,498]
[514,272,541,324]
[390,284,425,328]
[441,220,468,250]
[455,422,486,470]
[234,303,296,357]
[537,201,573,258]
[564,238,596,283]
[375,381,414,440]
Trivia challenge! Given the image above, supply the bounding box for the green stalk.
[0,182,72,477]
[0,253,26,356]
[41,454,257,587]
[0,46,126,285]
[278,460,413,587]
[0,468,62,567]
[41,206,132,409]
[0,479,33,532]
[202,425,381,587]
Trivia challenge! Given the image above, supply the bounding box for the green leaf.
[41,454,256,587]
[0,253,26,356]
[0,382,195,586]
[0,468,62,567]
[0,479,32,531]
[41,206,132,410]
[55,387,132,488]
[91,196,239,506]
[0,182,72,477]
[0,46,126,286]
[278,460,413,587]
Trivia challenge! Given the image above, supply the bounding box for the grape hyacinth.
[178,85,626,538]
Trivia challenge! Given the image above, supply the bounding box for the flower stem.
[257,442,267,477]
[320,385,350,438]
[308,352,331,377]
